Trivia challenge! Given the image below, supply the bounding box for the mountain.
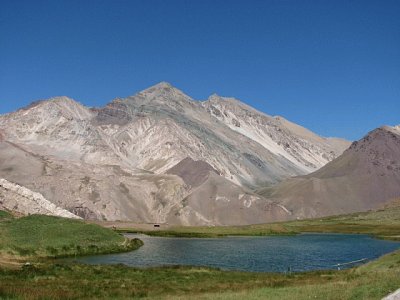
[0,178,81,219]
[0,82,349,224]
[258,125,400,219]
[0,140,187,222]
[165,157,290,225]
[202,94,348,173]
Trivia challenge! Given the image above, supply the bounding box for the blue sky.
[1,0,399,140]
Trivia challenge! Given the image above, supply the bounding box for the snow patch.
[216,196,230,203]
[277,204,292,215]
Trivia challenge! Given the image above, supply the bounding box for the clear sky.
[1,0,399,140]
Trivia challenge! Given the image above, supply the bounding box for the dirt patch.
[88,220,172,231]
[0,254,24,270]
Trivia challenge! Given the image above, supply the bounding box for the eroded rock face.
[0,141,188,223]
[202,94,349,173]
[0,82,351,225]
[0,83,349,188]
[0,178,81,219]
[95,100,132,125]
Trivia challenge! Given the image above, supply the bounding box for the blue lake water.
[74,233,400,272]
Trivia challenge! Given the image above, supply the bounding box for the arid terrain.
[0,83,398,225]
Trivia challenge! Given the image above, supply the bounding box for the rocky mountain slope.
[258,125,400,219]
[0,83,349,187]
[165,158,290,225]
[0,141,187,222]
[203,94,348,173]
[0,82,350,224]
[0,178,81,219]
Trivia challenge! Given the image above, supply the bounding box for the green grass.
[0,210,12,221]
[118,223,297,238]
[0,213,143,259]
[283,207,400,240]
[0,249,399,299]
[120,206,400,240]
[0,208,399,299]
[192,250,400,300]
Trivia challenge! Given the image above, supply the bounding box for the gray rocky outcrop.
[0,178,81,219]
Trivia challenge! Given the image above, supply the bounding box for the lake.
[74,233,400,272]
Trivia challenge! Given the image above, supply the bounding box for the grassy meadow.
[0,248,399,299]
[0,207,399,299]
[123,205,400,241]
[0,212,143,262]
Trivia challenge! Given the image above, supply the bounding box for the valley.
[2,1,398,299]
[0,84,399,300]
[0,205,400,299]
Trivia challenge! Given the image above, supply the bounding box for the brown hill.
[168,172,290,226]
[166,157,219,188]
[258,126,400,219]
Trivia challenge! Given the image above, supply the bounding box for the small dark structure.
[153,224,160,228]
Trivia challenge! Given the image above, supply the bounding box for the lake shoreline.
[96,207,400,241]
[1,207,400,299]
[0,212,144,269]
[2,247,400,299]
[72,233,400,273]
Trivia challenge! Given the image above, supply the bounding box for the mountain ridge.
[0,82,354,224]
[258,125,400,219]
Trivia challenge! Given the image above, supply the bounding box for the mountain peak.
[381,125,400,136]
[132,81,185,97]
[139,81,177,94]
[48,96,75,102]
[348,126,400,153]
[19,96,78,112]
[127,82,195,106]
[13,96,92,122]
[208,93,221,99]
[153,81,173,89]
[394,125,400,134]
